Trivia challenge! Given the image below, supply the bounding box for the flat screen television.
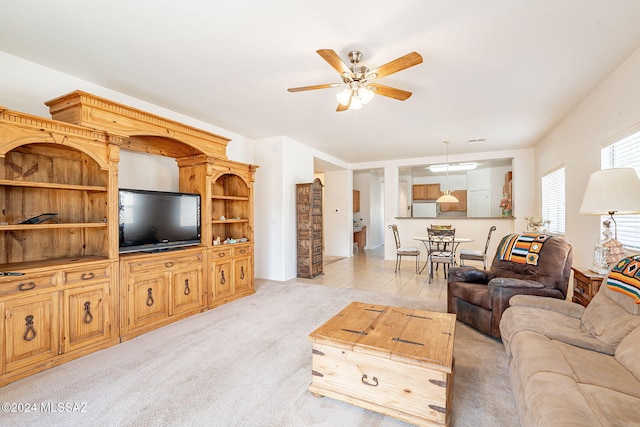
[118,188,201,253]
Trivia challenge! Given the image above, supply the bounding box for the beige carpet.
[1,280,520,426]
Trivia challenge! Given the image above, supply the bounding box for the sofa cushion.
[615,325,640,383]
[580,288,640,348]
[580,383,640,427]
[500,305,614,355]
[508,331,577,383]
[522,372,602,427]
[555,338,640,400]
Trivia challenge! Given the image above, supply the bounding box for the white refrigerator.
[412,202,438,217]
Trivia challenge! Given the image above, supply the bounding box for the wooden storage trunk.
[308,302,456,426]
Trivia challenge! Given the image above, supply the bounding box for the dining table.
[412,236,474,274]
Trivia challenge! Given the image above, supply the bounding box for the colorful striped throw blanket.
[497,233,553,266]
[607,254,640,304]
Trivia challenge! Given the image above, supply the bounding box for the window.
[542,167,565,234]
[602,130,640,250]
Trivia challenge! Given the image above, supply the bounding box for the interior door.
[468,190,490,217]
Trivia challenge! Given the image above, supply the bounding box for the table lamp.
[579,168,640,273]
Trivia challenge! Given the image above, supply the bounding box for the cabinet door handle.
[239,249,246,254]
[81,272,95,280]
[220,270,226,285]
[18,282,36,291]
[23,315,37,341]
[165,262,174,268]
[240,266,245,280]
[361,374,378,387]
[83,301,94,324]
[218,252,226,257]
[146,288,155,306]
[183,278,191,295]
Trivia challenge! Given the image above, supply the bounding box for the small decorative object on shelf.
[500,196,512,217]
[524,216,550,233]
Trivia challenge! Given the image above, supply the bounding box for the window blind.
[542,167,565,235]
[602,131,640,250]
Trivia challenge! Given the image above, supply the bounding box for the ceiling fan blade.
[369,83,413,101]
[336,103,350,112]
[287,83,340,92]
[367,52,423,80]
[317,49,351,76]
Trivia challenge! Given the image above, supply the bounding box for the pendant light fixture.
[436,141,460,203]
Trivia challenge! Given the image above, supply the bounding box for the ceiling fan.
[287,49,423,112]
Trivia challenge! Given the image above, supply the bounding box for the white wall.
[368,174,385,249]
[253,136,316,281]
[535,45,640,267]
[0,52,255,166]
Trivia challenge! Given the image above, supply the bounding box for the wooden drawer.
[210,247,233,260]
[310,342,452,426]
[0,273,58,298]
[127,252,202,273]
[62,263,112,286]
[232,245,252,257]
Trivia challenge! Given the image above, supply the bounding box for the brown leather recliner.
[447,234,573,339]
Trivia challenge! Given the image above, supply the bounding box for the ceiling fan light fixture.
[349,94,363,110]
[336,88,351,106]
[358,87,374,104]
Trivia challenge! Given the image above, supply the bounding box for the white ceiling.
[2,0,640,164]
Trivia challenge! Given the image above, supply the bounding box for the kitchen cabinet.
[353,190,360,212]
[413,184,441,201]
[440,190,467,212]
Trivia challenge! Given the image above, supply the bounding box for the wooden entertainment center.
[0,91,257,385]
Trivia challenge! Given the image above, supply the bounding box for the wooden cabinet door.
[353,190,360,212]
[440,190,467,212]
[234,256,253,294]
[212,258,234,301]
[64,282,112,352]
[413,184,441,201]
[412,184,428,200]
[171,267,203,316]
[127,272,169,331]
[4,293,59,373]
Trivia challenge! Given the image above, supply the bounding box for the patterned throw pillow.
[606,254,640,304]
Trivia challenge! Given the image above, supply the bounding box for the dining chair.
[426,228,456,283]
[459,225,497,270]
[388,224,421,273]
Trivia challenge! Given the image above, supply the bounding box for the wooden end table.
[572,267,606,306]
[308,302,456,426]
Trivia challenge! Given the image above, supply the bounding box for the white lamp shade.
[358,87,374,104]
[349,95,363,110]
[336,88,351,106]
[436,193,459,203]
[579,168,640,214]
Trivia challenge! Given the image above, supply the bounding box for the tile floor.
[294,245,470,300]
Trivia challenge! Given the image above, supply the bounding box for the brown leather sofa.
[447,234,573,338]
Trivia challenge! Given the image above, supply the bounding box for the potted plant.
[499,196,512,217]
